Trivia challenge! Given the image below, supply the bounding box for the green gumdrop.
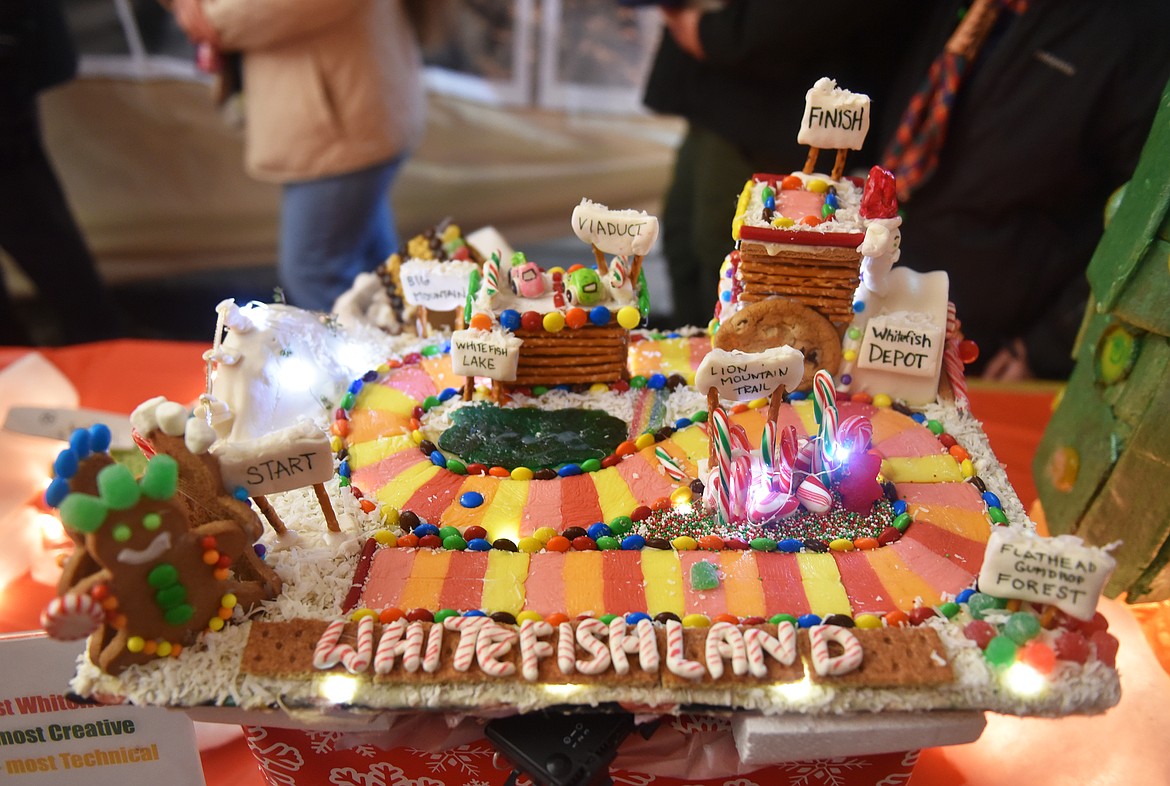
[97,464,141,511]
[141,455,179,500]
[984,634,1018,667]
[59,493,109,534]
[1004,612,1042,644]
[147,563,179,589]
[156,583,188,610]
[690,560,720,591]
[966,592,1002,620]
[599,613,619,625]
[164,604,195,626]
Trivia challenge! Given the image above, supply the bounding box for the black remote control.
[485,709,639,786]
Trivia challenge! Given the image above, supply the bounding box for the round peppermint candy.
[41,594,104,640]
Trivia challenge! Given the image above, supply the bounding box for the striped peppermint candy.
[797,474,833,514]
[729,453,753,523]
[749,484,799,523]
[837,414,874,454]
[41,594,104,641]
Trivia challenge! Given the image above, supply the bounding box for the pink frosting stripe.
[521,552,566,616]
[437,551,490,611]
[614,452,676,504]
[558,475,604,529]
[868,407,914,444]
[895,482,984,510]
[904,520,987,571]
[351,450,425,498]
[890,537,976,599]
[602,550,647,615]
[873,427,948,459]
[678,550,727,618]
[836,400,878,421]
[832,550,897,614]
[520,478,562,537]
[688,336,712,373]
[384,365,437,402]
[358,548,417,610]
[402,470,467,523]
[775,405,808,438]
[755,552,812,616]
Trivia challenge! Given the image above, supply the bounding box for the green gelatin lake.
[438,404,627,470]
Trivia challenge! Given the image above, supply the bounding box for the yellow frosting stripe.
[347,435,415,471]
[641,549,685,617]
[591,467,639,523]
[795,552,853,617]
[668,425,709,466]
[373,461,440,508]
[397,549,451,609]
[481,550,530,616]
[730,408,766,450]
[908,504,992,543]
[720,551,766,617]
[563,551,605,617]
[865,545,943,610]
[880,455,964,483]
[654,338,693,378]
[479,479,530,543]
[439,475,499,530]
[792,399,819,435]
[356,383,420,417]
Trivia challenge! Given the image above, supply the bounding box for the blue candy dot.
[788,391,807,401]
[463,609,487,617]
[467,538,492,551]
[587,523,612,540]
[459,491,484,508]
[348,379,364,395]
[233,486,250,501]
[840,374,852,385]
[797,613,822,628]
[777,538,803,554]
[438,387,458,402]
[647,373,667,390]
[44,477,70,508]
[414,523,440,538]
[337,461,351,478]
[674,417,692,429]
[956,588,976,604]
[254,543,267,559]
[362,369,379,382]
[430,450,447,468]
[892,500,908,516]
[626,612,651,625]
[88,424,112,453]
[764,195,776,209]
[68,429,91,459]
[852,301,865,313]
[911,412,927,424]
[825,193,839,209]
[621,534,646,550]
[982,491,1002,508]
[666,332,680,339]
[440,340,452,354]
[555,384,571,392]
[589,306,611,327]
[557,464,582,477]
[53,449,79,480]
[499,309,521,331]
[720,290,731,302]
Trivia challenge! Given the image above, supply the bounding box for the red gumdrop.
[860,166,899,219]
[958,339,980,364]
[1074,611,1109,636]
[1019,641,1057,674]
[463,526,488,542]
[964,620,997,649]
[1090,631,1119,668]
[417,534,442,550]
[520,311,543,331]
[1053,631,1090,664]
[908,607,939,626]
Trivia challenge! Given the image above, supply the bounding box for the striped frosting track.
[640,549,685,617]
[421,355,463,394]
[790,399,818,436]
[863,546,942,610]
[648,440,699,479]
[347,408,413,445]
[755,553,811,617]
[396,550,452,610]
[358,548,416,610]
[602,550,647,615]
[355,383,420,418]
[904,521,988,571]
[889,537,977,600]
[619,450,679,503]
[381,365,436,401]
[479,479,530,542]
[402,470,467,523]
[687,337,711,374]
[374,460,441,508]
[837,400,878,421]
[519,479,562,537]
[348,434,415,473]
[873,426,948,458]
[896,481,984,510]
[881,455,964,484]
[521,552,566,616]
[436,551,490,611]
[590,467,639,523]
[678,550,728,618]
[795,552,853,617]
[481,550,529,616]
[438,474,500,530]
[352,447,424,497]
[832,550,897,614]
[868,407,916,444]
[563,551,605,617]
[627,388,666,439]
[659,337,696,377]
[908,504,991,544]
[719,551,766,618]
[665,425,708,468]
[558,474,605,529]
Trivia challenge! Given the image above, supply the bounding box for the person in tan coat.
[173,0,426,311]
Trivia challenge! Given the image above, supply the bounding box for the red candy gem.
[860,165,899,219]
[630,505,651,522]
[1019,641,1056,674]
[611,380,630,393]
[520,311,543,331]
[402,352,422,365]
[740,616,766,625]
[964,620,997,649]
[412,406,424,420]
[463,526,488,542]
[405,608,434,623]
[466,463,488,476]
[1074,611,1109,636]
[938,433,958,449]
[877,526,902,545]
[958,339,980,364]
[908,607,939,626]
[418,534,442,549]
[216,555,232,569]
[201,536,217,550]
[601,454,621,469]
[571,536,598,551]
[1090,631,1119,668]
[1053,631,1090,664]
[334,408,348,420]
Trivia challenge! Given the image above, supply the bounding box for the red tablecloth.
[3,341,1167,786]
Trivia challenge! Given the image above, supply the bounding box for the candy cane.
[664,619,705,681]
[444,615,489,673]
[519,620,553,681]
[345,615,375,673]
[776,425,798,493]
[743,623,798,677]
[400,622,425,673]
[813,370,839,465]
[761,420,776,477]
[704,622,748,679]
[729,422,751,454]
[796,474,833,514]
[313,617,373,674]
[710,408,733,525]
[808,624,864,676]
[837,415,873,454]
[729,453,752,523]
[944,301,970,412]
[611,257,627,288]
[373,618,406,674]
[655,447,687,482]
[422,621,444,673]
[484,252,500,297]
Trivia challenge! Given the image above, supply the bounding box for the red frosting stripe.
[358,548,416,610]
[755,552,812,617]
[615,451,677,505]
[352,450,426,500]
[402,469,467,523]
[602,550,647,615]
[520,478,562,538]
[557,474,604,529]
[832,550,895,614]
[904,520,988,571]
[522,552,566,616]
[382,365,437,402]
[873,426,947,458]
[437,550,490,611]
[889,537,976,600]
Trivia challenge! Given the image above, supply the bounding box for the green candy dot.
[984,635,1018,667]
[340,392,355,410]
[59,493,109,534]
[141,455,178,501]
[532,386,549,396]
[339,477,351,487]
[629,376,647,389]
[691,411,708,423]
[446,459,467,475]
[600,613,619,625]
[142,512,162,531]
[893,512,913,531]
[847,327,862,341]
[434,609,459,623]
[988,506,1008,525]
[750,537,777,552]
[926,419,944,436]
[442,535,468,551]
[421,344,441,357]
[1004,612,1041,644]
[580,458,601,473]
[163,604,195,626]
[438,526,461,540]
[148,563,179,589]
[595,536,620,550]
[769,614,798,627]
[422,395,441,411]
[97,464,142,510]
[156,583,188,610]
[609,516,633,536]
[938,601,960,619]
[112,523,132,542]
[966,592,1004,620]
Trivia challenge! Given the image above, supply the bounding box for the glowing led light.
[336,339,375,377]
[769,675,814,702]
[1002,662,1048,698]
[543,684,585,698]
[317,674,360,704]
[833,444,853,464]
[492,523,520,544]
[273,355,321,391]
[36,513,66,544]
[673,502,694,516]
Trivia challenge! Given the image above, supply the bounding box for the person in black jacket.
[0,0,124,345]
[642,1,924,329]
[874,0,1170,379]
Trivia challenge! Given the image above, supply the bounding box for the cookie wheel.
[713,298,843,390]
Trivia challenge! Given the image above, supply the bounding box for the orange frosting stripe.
[863,545,942,610]
[439,475,500,530]
[719,550,766,618]
[868,407,915,444]
[563,551,605,617]
[421,355,464,394]
[347,408,413,444]
[907,503,992,544]
[396,550,452,610]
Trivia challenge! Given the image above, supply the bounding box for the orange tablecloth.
[2,340,1167,785]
